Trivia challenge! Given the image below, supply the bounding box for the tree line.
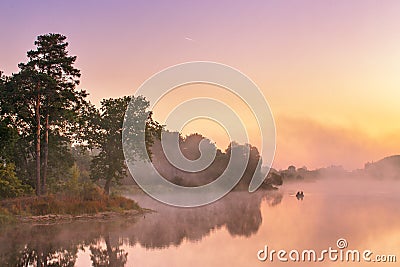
[0,33,276,199]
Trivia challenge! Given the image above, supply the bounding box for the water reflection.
[90,234,128,267]
[3,179,399,267]
[0,190,282,266]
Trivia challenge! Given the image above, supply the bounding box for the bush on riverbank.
[0,163,33,200]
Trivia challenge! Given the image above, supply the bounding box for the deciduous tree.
[87,96,162,195]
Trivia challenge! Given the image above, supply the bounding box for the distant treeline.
[272,154,400,181]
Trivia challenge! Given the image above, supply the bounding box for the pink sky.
[1,0,400,170]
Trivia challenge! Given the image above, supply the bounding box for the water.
[1,178,399,266]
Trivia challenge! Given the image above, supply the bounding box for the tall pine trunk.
[42,113,49,195]
[35,92,41,196]
[104,179,111,195]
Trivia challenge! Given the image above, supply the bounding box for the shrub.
[82,183,105,201]
[0,163,32,199]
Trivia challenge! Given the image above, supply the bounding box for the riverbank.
[0,186,146,225]
[15,209,151,225]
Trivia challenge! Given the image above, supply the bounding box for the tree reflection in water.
[0,191,282,266]
[90,234,127,267]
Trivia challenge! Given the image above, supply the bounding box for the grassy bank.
[0,184,142,225]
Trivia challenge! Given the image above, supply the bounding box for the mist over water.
[261,177,400,267]
[1,176,399,266]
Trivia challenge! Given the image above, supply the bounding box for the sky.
[1,0,400,170]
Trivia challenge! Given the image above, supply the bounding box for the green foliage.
[71,145,92,181]
[0,33,88,196]
[23,33,88,138]
[87,96,162,194]
[0,118,19,163]
[65,163,81,195]
[0,163,32,199]
[0,162,140,219]
[45,135,75,192]
[87,97,131,195]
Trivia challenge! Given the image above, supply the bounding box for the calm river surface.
[1,178,399,266]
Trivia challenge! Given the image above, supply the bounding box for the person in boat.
[296,191,304,199]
